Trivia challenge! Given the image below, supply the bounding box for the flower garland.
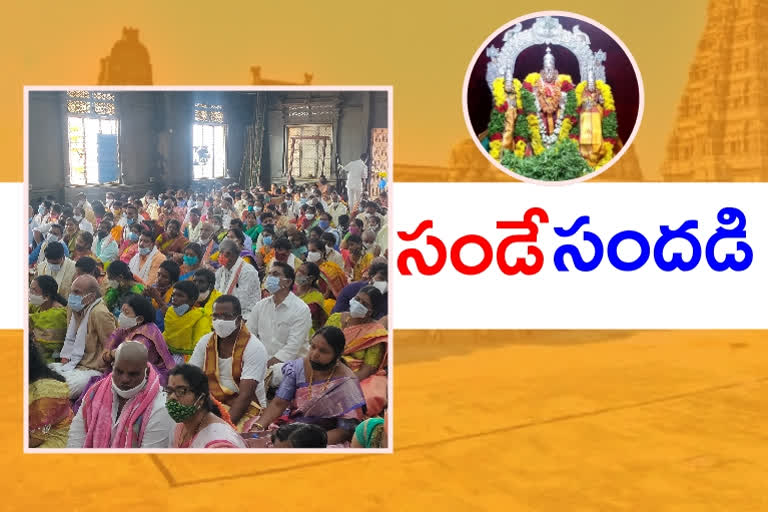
[488,77,524,160]
[211,395,236,429]
[514,139,527,158]
[526,114,544,155]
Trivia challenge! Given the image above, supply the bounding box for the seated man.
[35,242,77,299]
[29,223,70,267]
[188,295,267,431]
[214,239,261,316]
[50,275,116,398]
[129,230,166,286]
[332,261,388,321]
[67,341,174,448]
[92,219,119,266]
[246,262,311,387]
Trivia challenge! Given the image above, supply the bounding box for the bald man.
[50,275,117,398]
[67,341,174,448]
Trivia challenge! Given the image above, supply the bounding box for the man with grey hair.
[67,341,174,448]
[49,275,116,398]
[214,239,261,316]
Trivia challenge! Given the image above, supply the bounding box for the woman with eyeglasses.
[166,364,246,448]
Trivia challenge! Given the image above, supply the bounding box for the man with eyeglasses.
[187,295,268,431]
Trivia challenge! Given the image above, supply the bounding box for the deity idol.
[533,48,565,138]
[578,63,605,165]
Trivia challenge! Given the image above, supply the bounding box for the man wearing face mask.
[73,206,94,234]
[49,275,116,398]
[183,208,203,243]
[35,242,77,299]
[118,204,139,241]
[332,261,388,320]
[327,192,348,227]
[214,239,261,316]
[92,219,119,265]
[67,341,174,448]
[246,262,311,388]
[129,231,167,287]
[193,268,221,322]
[30,223,70,267]
[188,295,268,430]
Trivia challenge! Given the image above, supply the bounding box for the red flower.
[490,133,503,141]
[495,101,508,113]
[523,82,533,92]
[604,138,617,144]
[604,109,614,117]
[560,81,574,93]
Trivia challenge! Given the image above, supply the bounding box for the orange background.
[10,2,768,510]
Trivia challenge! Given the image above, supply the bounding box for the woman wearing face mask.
[29,276,68,363]
[104,261,145,317]
[306,239,348,315]
[118,223,144,264]
[162,280,209,364]
[325,286,388,417]
[102,294,175,387]
[294,262,328,335]
[179,242,205,281]
[244,326,365,447]
[167,364,246,448]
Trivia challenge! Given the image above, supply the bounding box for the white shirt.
[36,257,77,299]
[214,258,261,315]
[328,202,348,226]
[327,249,344,269]
[245,292,312,363]
[78,218,94,234]
[188,332,268,407]
[344,159,367,187]
[67,387,174,448]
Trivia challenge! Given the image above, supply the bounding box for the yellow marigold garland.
[524,72,541,87]
[526,114,544,155]
[489,140,502,160]
[595,80,615,111]
[596,141,615,169]
[574,81,586,107]
[514,140,527,158]
[492,77,523,110]
[559,118,573,143]
[558,74,573,85]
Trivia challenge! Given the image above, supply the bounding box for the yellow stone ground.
[9,329,768,511]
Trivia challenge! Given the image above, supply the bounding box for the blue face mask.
[128,232,139,242]
[38,205,45,215]
[158,200,164,207]
[262,236,272,246]
[68,293,86,312]
[248,206,254,212]
[183,255,199,266]
[127,218,135,225]
[318,220,330,230]
[173,304,190,317]
[265,275,282,294]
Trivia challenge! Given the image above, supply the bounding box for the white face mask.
[74,215,83,222]
[305,213,315,220]
[372,280,387,294]
[108,279,120,289]
[349,298,369,319]
[47,234,59,243]
[213,319,239,338]
[29,294,45,306]
[117,312,139,329]
[306,251,322,263]
[111,369,148,400]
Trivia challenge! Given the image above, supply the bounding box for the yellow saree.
[163,307,211,361]
[29,305,67,363]
[29,378,73,448]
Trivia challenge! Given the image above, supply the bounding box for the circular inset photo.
[463,12,643,183]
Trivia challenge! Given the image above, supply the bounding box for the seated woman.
[163,280,209,364]
[63,216,81,255]
[166,364,247,448]
[351,410,388,448]
[243,210,260,242]
[294,262,328,335]
[198,223,219,268]
[103,294,176,386]
[28,275,68,362]
[325,286,387,417]
[244,326,365,447]
[306,238,348,315]
[28,336,72,448]
[72,231,97,262]
[289,229,308,261]
[118,222,143,264]
[155,218,188,264]
[144,260,180,331]
[179,242,205,281]
[104,260,145,317]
